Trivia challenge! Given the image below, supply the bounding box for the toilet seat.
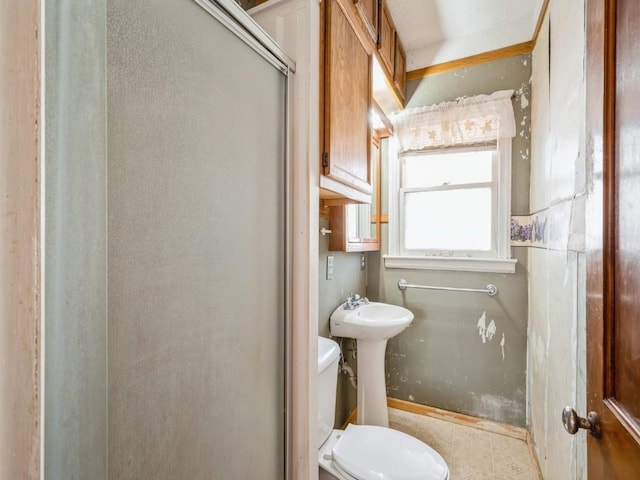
[329,424,449,480]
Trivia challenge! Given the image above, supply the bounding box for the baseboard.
[525,430,545,480]
[386,397,528,441]
[341,407,358,429]
[342,398,529,441]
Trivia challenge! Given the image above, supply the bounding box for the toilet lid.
[332,424,449,480]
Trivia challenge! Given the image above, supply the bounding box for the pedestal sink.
[330,301,414,427]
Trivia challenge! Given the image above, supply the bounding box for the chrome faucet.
[344,293,369,310]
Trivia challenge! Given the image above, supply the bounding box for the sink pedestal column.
[356,338,389,427]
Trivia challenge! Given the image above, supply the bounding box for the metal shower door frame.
[191,1,296,477]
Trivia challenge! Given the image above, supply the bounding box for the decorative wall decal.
[511,201,575,250]
[532,214,547,243]
[511,216,532,243]
[511,212,549,247]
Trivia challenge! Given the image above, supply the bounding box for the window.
[399,143,511,259]
[386,90,517,273]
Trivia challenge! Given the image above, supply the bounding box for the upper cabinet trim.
[407,0,550,81]
[407,41,533,80]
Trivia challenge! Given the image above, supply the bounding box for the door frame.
[0,0,42,478]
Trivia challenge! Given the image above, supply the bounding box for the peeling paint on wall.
[487,320,496,342]
[477,311,487,342]
[477,312,497,343]
[517,85,529,109]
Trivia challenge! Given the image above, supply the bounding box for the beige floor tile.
[447,448,494,476]
[490,432,531,457]
[493,453,538,479]
[386,407,540,480]
[414,417,454,457]
[388,408,420,436]
[447,462,495,480]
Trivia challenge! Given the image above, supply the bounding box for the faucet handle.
[344,293,360,310]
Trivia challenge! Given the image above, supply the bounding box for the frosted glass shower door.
[107,1,287,478]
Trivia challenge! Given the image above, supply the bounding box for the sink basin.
[330,302,414,340]
[330,301,415,427]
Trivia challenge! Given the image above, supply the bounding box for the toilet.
[318,336,449,480]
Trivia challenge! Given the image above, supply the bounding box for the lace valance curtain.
[393,90,516,153]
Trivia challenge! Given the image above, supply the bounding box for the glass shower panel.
[108,1,286,478]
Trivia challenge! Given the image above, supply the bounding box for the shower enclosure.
[45,1,292,478]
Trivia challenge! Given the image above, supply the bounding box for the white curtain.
[393,90,516,153]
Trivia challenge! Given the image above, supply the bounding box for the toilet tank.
[318,336,340,447]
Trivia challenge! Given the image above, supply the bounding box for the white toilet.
[318,336,449,480]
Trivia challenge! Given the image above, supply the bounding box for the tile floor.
[388,408,542,480]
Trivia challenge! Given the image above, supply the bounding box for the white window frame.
[385,136,517,274]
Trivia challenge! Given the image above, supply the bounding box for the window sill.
[383,255,518,274]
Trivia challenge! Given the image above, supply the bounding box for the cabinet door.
[328,135,381,252]
[393,33,406,100]
[353,0,378,44]
[377,0,395,74]
[324,0,372,196]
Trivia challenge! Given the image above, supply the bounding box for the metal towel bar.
[397,279,498,297]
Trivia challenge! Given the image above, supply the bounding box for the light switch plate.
[326,255,334,280]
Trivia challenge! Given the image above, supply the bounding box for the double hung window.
[386,90,517,273]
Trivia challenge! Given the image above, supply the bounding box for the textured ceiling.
[387,0,545,71]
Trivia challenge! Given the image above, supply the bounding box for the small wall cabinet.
[329,133,382,252]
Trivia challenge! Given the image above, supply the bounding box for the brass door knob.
[562,406,601,438]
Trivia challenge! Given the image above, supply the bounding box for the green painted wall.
[319,218,365,426]
[370,53,532,426]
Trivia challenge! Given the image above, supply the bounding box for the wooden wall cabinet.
[353,0,378,44]
[393,33,406,99]
[318,0,404,203]
[329,134,382,252]
[377,0,395,76]
[321,0,373,203]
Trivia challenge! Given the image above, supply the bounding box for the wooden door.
[323,0,372,197]
[586,0,640,477]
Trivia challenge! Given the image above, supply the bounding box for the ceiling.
[386,0,546,72]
